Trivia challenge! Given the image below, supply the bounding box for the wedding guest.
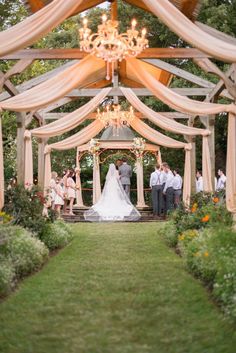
[62,169,70,214]
[49,171,57,210]
[216,168,227,190]
[160,162,168,215]
[54,177,64,219]
[173,168,183,208]
[150,164,163,218]
[163,163,174,214]
[67,170,77,215]
[196,170,203,193]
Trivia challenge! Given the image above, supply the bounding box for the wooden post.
[16,113,26,184]
[185,117,196,193]
[206,115,216,190]
[110,0,118,21]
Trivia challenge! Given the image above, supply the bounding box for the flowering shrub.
[161,192,236,322]
[39,220,73,251]
[0,211,13,224]
[0,257,15,297]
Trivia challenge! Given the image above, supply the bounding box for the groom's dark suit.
[119,162,132,198]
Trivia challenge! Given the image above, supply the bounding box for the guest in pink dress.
[67,170,76,215]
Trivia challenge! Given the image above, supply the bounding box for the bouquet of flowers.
[132,137,146,159]
[88,138,100,155]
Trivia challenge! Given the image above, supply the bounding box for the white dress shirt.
[150,170,163,188]
[217,174,226,190]
[173,174,183,190]
[196,176,203,193]
[163,171,174,192]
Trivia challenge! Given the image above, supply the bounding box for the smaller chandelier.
[78,14,149,80]
[97,104,135,137]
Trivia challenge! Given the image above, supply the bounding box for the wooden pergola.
[1,0,236,193]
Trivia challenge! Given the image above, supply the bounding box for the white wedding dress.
[84,164,141,222]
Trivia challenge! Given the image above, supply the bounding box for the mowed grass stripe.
[0,223,235,353]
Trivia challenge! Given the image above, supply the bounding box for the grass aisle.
[0,223,235,353]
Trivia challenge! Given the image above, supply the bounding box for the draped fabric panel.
[0,55,105,111]
[226,113,236,213]
[202,136,213,192]
[24,130,33,188]
[44,148,52,195]
[93,154,101,204]
[48,120,104,151]
[182,149,191,207]
[0,118,4,210]
[126,57,236,115]
[75,150,84,207]
[130,117,187,149]
[0,0,82,57]
[142,0,236,62]
[121,87,208,136]
[31,88,112,138]
[136,158,147,208]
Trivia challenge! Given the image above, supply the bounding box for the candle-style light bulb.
[131,19,137,29]
[83,18,88,27]
[141,28,147,37]
[102,14,107,23]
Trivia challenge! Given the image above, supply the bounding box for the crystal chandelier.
[97,104,135,136]
[78,14,148,80]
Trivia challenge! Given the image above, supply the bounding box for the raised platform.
[62,206,157,223]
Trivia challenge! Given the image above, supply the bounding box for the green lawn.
[0,223,235,353]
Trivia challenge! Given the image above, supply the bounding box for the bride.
[84,163,141,222]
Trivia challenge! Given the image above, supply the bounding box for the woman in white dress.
[54,177,64,218]
[67,170,76,215]
[84,163,141,222]
[49,171,57,210]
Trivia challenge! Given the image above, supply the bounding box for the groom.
[119,157,132,198]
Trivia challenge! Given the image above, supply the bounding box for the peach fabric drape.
[48,120,104,151]
[0,55,105,111]
[0,117,4,210]
[226,113,236,213]
[182,148,192,207]
[202,136,213,192]
[136,158,147,208]
[0,0,82,57]
[130,117,186,149]
[24,130,33,188]
[44,146,52,195]
[93,154,101,204]
[142,0,236,62]
[31,88,112,138]
[126,57,236,115]
[121,87,208,136]
[75,149,84,208]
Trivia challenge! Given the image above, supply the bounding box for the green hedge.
[39,220,73,251]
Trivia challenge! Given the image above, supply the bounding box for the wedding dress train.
[84,164,141,222]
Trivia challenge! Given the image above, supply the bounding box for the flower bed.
[160,192,236,323]
[0,185,74,298]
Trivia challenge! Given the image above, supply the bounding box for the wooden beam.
[0,48,211,60]
[142,58,215,88]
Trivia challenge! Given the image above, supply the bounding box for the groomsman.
[173,168,183,208]
[216,168,226,190]
[163,164,174,213]
[150,164,163,218]
[196,170,203,193]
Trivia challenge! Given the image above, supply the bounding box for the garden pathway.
[0,223,236,353]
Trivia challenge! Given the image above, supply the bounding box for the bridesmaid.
[49,171,57,210]
[67,170,76,215]
[54,177,64,218]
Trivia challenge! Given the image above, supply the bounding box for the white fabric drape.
[0,0,82,57]
[93,154,101,204]
[142,0,236,62]
[0,117,4,210]
[136,158,147,208]
[126,57,236,115]
[202,136,213,192]
[182,148,192,207]
[226,113,236,213]
[121,87,209,136]
[0,55,105,111]
[31,88,112,138]
[24,130,33,188]
[44,146,52,195]
[75,149,84,207]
